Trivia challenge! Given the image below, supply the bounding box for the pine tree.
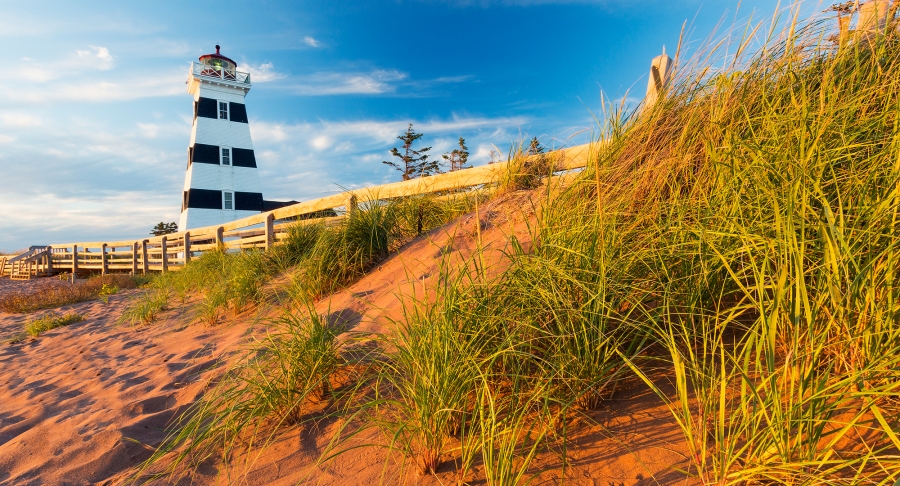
[526,137,545,156]
[383,124,440,181]
[150,222,178,236]
[442,137,471,172]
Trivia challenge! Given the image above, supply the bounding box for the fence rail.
[1,142,597,278]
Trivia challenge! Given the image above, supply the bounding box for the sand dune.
[0,191,689,485]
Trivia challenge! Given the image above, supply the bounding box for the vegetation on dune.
[135,6,900,484]
[0,274,142,313]
[135,300,346,480]
[119,191,486,329]
[24,312,84,337]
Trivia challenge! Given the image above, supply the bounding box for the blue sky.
[0,0,788,251]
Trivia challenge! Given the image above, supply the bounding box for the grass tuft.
[134,300,346,481]
[24,312,84,337]
[0,274,140,313]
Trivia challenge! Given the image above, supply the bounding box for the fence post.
[644,48,673,112]
[264,213,275,250]
[216,226,224,250]
[101,244,108,275]
[345,194,358,217]
[184,231,192,264]
[72,245,79,276]
[131,242,139,275]
[858,0,891,37]
[161,236,168,274]
[141,240,149,274]
[45,247,53,274]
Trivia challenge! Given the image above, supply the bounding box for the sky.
[0,0,791,251]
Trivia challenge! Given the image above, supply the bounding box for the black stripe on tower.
[234,192,263,211]
[191,143,220,164]
[196,97,218,119]
[183,188,221,209]
[232,148,256,168]
[189,144,257,167]
[229,102,248,123]
[184,189,265,211]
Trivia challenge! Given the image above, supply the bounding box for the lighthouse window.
[218,101,229,120]
[223,191,234,211]
[221,147,231,166]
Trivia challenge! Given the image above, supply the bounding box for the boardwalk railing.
[2,141,599,278]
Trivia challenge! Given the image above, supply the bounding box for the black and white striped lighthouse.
[179,45,263,230]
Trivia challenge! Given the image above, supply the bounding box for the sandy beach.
[0,192,689,485]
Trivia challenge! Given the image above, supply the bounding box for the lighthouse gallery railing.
[191,62,251,84]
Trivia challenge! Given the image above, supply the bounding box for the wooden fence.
[0,142,598,279]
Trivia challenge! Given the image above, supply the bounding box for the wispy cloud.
[0,73,185,105]
[285,69,408,95]
[303,36,322,48]
[279,69,473,96]
[242,61,284,83]
[248,114,531,202]
[251,115,526,146]
[0,113,42,127]
[77,45,114,65]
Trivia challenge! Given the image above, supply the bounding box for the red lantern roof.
[199,45,237,67]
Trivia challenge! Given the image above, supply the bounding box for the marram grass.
[136,5,900,484]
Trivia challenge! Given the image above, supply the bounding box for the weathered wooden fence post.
[141,240,149,274]
[101,244,109,275]
[72,244,79,277]
[345,194,358,217]
[858,0,891,37]
[644,47,673,111]
[216,226,225,251]
[264,213,275,250]
[184,231,192,264]
[161,236,168,274]
[131,241,139,275]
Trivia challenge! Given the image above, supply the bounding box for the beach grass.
[24,312,84,337]
[137,5,900,484]
[0,274,141,313]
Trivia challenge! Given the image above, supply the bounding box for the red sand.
[0,190,692,485]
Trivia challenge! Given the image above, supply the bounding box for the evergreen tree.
[383,124,440,180]
[442,137,471,172]
[526,136,545,156]
[150,222,178,236]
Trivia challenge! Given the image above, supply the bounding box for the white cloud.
[76,45,115,69]
[252,115,527,147]
[0,115,187,250]
[274,69,474,97]
[243,61,283,83]
[248,114,532,204]
[311,136,332,150]
[285,70,409,95]
[303,36,322,48]
[0,71,184,105]
[0,113,42,127]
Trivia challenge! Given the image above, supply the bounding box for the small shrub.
[197,286,227,326]
[24,312,84,337]
[0,274,140,313]
[98,283,119,304]
[119,289,169,327]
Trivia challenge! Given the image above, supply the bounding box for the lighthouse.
[179,45,265,230]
